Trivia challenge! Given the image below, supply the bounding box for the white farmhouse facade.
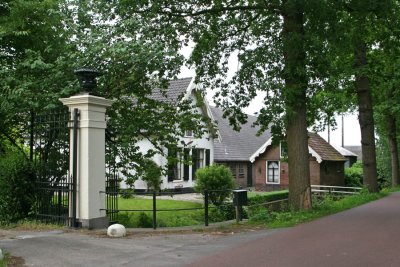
[121,77,214,190]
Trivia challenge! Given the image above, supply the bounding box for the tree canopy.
[2,0,400,208]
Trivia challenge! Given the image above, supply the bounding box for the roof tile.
[308,133,346,161]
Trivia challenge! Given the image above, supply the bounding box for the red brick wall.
[253,146,344,190]
[254,145,289,191]
[309,157,320,185]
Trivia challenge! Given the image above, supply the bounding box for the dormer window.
[185,130,194,137]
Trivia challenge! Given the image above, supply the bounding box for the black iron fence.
[100,189,243,229]
[31,107,78,227]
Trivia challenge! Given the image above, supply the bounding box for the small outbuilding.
[251,133,346,191]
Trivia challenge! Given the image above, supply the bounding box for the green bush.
[247,191,289,206]
[344,161,363,187]
[141,159,162,192]
[120,188,135,199]
[194,164,235,206]
[136,212,153,228]
[0,151,35,223]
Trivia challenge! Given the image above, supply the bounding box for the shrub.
[141,159,162,192]
[247,191,289,218]
[120,188,135,199]
[0,151,35,223]
[344,161,363,187]
[136,212,153,228]
[208,203,248,222]
[247,191,289,206]
[194,164,235,206]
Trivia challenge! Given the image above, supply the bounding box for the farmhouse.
[211,106,346,190]
[129,77,215,190]
[128,77,346,191]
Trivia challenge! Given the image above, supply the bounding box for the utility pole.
[341,114,344,147]
[327,117,331,144]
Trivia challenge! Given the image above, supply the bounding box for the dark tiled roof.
[344,145,362,161]
[211,106,272,161]
[149,77,193,103]
[308,133,346,161]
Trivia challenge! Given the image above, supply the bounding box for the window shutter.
[192,148,198,180]
[167,147,176,182]
[184,148,190,181]
[205,149,210,166]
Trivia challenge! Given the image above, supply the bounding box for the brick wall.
[309,157,320,185]
[253,145,345,191]
[254,145,290,191]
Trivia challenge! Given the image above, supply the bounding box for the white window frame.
[266,160,280,184]
[185,130,194,137]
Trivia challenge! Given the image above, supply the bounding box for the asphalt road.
[189,192,400,267]
[1,192,399,267]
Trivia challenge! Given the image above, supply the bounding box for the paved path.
[189,192,400,267]
[1,192,399,266]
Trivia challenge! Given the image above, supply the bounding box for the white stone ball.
[0,248,4,261]
[107,224,126,237]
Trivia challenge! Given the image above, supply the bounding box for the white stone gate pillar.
[60,94,114,229]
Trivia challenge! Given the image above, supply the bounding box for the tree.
[0,0,78,155]
[0,0,210,183]
[369,5,400,187]
[117,0,357,210]
[318,0,396,192]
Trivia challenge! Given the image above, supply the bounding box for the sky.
[178,46,362,147]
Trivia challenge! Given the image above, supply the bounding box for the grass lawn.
[116,190,291,228]
[117,197,205,228]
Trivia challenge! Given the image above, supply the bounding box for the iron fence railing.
[100,189,239,229]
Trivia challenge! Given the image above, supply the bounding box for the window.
[192,148,211,180]
[168,148,190,181]
[238,165,245,179]
[197,149,204,169]
[228,163,247,180]
[267,161,280,184]
[185,130,193,137]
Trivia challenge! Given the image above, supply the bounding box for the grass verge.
[0,251,9,267]
[249,189,394,228]
[0,219,64,231]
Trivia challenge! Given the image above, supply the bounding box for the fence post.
[29,111,34,162]
[204,190,209,227]
[235,206,240,223]
[153,191,157,230]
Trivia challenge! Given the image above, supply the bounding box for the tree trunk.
[282,1,312,210]
[354,38,379,192]
[386,115,400,186]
